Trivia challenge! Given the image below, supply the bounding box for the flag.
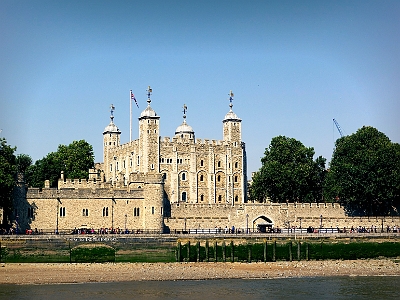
[131,91,139,108]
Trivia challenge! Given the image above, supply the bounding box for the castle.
[12,87,400,233]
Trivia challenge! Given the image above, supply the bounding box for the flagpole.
[130,90,132,142]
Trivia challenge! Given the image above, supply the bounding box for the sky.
[1,0,399,177]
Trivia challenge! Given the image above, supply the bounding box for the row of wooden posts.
[176,240,311,262]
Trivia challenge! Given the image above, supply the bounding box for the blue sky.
[1,0,399,176]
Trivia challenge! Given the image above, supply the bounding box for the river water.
[1,276,399,300]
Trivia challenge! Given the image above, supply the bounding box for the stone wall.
[164,202,400,232]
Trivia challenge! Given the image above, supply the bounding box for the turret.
[103,104,121,183]
[138,86,160,174]
[175,104,195,140]
[223,91,242,144]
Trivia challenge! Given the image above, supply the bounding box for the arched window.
[182,172,186,180]
[200,174,203,181]
[235,196,239,202]
[182,191,187,202]
[217,175,221,182]
[200,194,204,202]
[234,176,238,182]
[235,162,238,168]
[218,161,221,168]
[218,195,222,202]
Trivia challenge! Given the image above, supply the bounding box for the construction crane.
[333,119,344,137]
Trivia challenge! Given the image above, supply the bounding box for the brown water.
[1,276,399,299]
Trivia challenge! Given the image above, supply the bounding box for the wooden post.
[214,241,217,262]
[272,241,276,262]
[230,241,234,263]
[205,240,209,262]
[297,241,301,261]
[187,241,190,262]
[248,244,252,263]
[196,241,200,262]
[264,241,267,262]
[177,241,181,262]
[306,243,309,261]
[222,241,226,262]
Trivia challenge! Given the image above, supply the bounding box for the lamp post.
[111,196,116,232]
[246,214,249,234]
[320,215,323,229]
[56,197,62,234]
[125,214,127,233]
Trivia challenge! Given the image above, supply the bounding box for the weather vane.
[228,90,234,110]
[147,86,152,104]
[182,104,187,119]
[110,104,115,117]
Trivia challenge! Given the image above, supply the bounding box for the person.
[231,225,235,234]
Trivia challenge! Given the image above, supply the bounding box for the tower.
[223,91,242,144]
[103,104,121,183]
[222,91,246,204]
[138,86,160,174]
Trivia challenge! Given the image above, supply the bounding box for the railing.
[1,227,399,237]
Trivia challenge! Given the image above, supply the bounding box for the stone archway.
[252,215,274,233]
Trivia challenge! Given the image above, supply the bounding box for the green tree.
[15,154,32,174]
[250,136,326,203]
[26,140,95,188]
[0,138,16,213]
[326,126,400,215]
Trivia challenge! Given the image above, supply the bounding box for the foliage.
[250,136,326,203]
[26,140,95,188]
[0,138,16,211]
[15,154,32,174]
[326,126,400,215]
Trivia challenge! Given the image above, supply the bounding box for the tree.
[250,136,326,203]
[0,138,16,213]
[26,140,95,188]
[326,126,400,215]
[15,154,32,174]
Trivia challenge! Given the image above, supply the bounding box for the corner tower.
[103,104,121,180]
[223,91,242,144]
[138,86,160,174]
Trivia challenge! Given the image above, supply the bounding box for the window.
[200,194,204,202]
[116,162,119,171]
[217,175,221,182]
[235,162,238,168]
[218,195,222,202]
[163,173,167,180]
[152,207,155,214]
[123,160,126,169]
[151,163,154,169]
[200,174,203,181]
[182,192,187,202]
[27,207,34,218]
[218,161,221,168]
[235,176,238,182]
[82,209,89,217]
[235,196,239,202]
[110,164,112,172]
[134,207,140,217]
[137,156,140,165]
[59,207,66,217]
[182,172,186,180]
[102,207,109,217]
[200,160,204,166]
